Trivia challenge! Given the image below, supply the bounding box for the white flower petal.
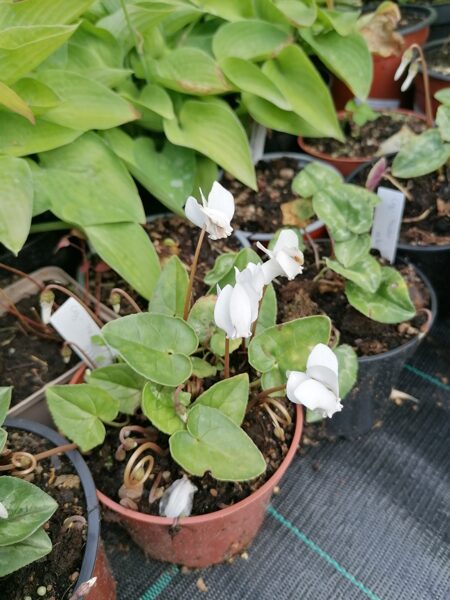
[202,207,232,239]
[185,196,206,229]
[207,181,235,220]
[294,379,342,418]
[307,365,339,397]
[230,283,253,338]
[261,259,283,284]
[273,229,299,253]
[286,371,309,403]
[0,502,8,519]
[159,476,198,518]
[307,343,338,375]
[276,250,303,280]
[214,284,234,338]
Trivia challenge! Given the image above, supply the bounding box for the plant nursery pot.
[4,417,117,600]
[298,109,427,176]
[428,2,450,41]
[331,5,436,110]
[414,39,450,117]
[2,267,116,426]
[327,263,437,438]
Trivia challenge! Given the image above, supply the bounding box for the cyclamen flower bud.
[61,345,72,364]
[109,291,121,314]
[39,290,55,324]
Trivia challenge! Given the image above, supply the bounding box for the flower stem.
[42,283,104,327]
[183,227,206,320]
[257,384,286,400]
[111,287,142,314]
[410,43,433,128]
[224,336,230,379]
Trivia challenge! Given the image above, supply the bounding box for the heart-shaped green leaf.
[210,331,242,356]
[334,344,358,398]
[191,374,249,425]
[170,405,266,481]
[47,384,119,451]
[0,527,52,578]
[87,364,146,415]
[292,161,343,198]
[141,382,190,435]
[205,248,260,292]
[346,266,416,324]
[102,313,198,386]
[326,255,382,294]
[188,295,217,344]
[0,477,57,546]
[0,156,32,255]
[392,129,450,178]
[334,234,372,268]
[149,255,189,318]
[317,8,359,36]
[191,357,218,378]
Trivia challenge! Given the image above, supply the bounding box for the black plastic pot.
[3,418,116,599]
[429,2,450,41]
[415,38,450,116]
[327,265,437,438]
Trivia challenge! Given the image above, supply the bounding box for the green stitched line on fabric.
[139,565,179,600]
[268,506,381,600]
[404,364,450,392]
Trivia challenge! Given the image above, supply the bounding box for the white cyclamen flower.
[185,181,234,240]
[286,343,342,419]
[256,229,304,284]
[394,47,414,81]
[214,264,264,339]
[159,475,197,519]
[0,501,8,519]
[401,60,419,92]
[39,290,55,325]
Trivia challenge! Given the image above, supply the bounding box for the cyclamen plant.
[44,182,349,518]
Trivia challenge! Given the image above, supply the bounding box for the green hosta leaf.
[191,374,249,425]
[142,382,190,435]
[102,313,198,386]
[0,387,12,426]
[133,84,174,119]
[262,45,343,140]
[300,29,372,101]
[0,113,81,156]
[334,234,372,268]
[292,161,343,198]
[436,106,450,142]
[0,429,6,454]
[213,20,292,61]
[0,24,78,84]
[103,128,195,216]
[0,156,33,255]
[36,132,145,226]
[256,284,277,334]
[149,47,230,95]
[0,477,57,546]
[191,357,218,378]
[435,87,450,106]
[35,70,138,130]
[317,8,359,36]
[249,315,331,377]
[170,405,266,481]
[149,256,189,318]
[12,78,60,115]
[164,97,256,190]
[189,0,253,21]
[334,344,358,399]
[0,0,95,27]
[193,155,219,203]
[220,58,290,110]
[0,81,34,123]
[253,0,292,25]
[188,295,217,344]
[0,527,52,578]
[47,384,119,451]
[273,0,317,27]
[392,129,450,178]
[346,266,416,324]
[326,256,382,294]
[210,331,241,356]
[87,364,146,415]
[84,222,160,300]
[312,183,379,242]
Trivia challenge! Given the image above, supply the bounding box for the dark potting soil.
[0,293,78,405]
[1,429,87,600]
[222,157,311,233]
[353,160,450,245]
[303,113,426,159]
[427,44,450,77]
[86,393,295,517]
[85,216,242,315]
[275,246,430,357]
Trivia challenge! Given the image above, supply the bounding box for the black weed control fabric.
[103,316,450,600]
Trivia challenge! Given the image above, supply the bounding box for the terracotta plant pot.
[4,417,117,600]
[2,267,116,426]
[70,366,303,568]
[331,5,436,110]
[298,109,427,176]
[414,39,450,117]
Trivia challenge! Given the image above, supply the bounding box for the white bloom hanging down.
[185,182,235,240]
[0,501,8,519]
[286,343,342,419]
[214,263,265,339]
[256,229,304,284]
[159,475,198,519]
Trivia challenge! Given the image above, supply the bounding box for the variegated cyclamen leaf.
[392,129,450,178]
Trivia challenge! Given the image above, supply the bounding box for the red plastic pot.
[331,5,436,110]
[71,367,303,568]
[298,109,426,176]
[414,39,450,117]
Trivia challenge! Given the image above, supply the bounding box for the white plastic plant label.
[250,123,267,164]
[371,186,405,264]
[49,297,114,366]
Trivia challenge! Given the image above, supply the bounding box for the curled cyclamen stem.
[119,425,157,447]
[183,227,206,320]
[41,284,104,327]
[0,443,77,475]
[109,288,142,315]
[62,515,87,532]
[123,441,167,489]
[263,403,286,441]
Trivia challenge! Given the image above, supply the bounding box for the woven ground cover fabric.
[103,317,450,600]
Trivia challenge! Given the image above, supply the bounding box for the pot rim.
[419,38,450,81]
[298,109,428,166]
[346,156,450,252]
[95,403,303,526]
[3,417,101,594]
[397,4,437,35]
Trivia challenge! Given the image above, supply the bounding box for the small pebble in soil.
[241,551,249,561]
[37,586,47,596]
[196,577,208,593]
[69,571,79,582]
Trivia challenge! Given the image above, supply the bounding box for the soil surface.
[353,160,450,245]
[87,389,295,517]
[0,293,78,405]
[303,113,426,159]
[274,245,430,357]
[427,44,450,77]
[1,429,87,600]
[222,157,314,233]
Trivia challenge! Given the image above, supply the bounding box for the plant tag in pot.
[371,186,405,263]
[49,297,114,366]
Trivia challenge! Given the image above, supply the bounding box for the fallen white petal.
[159,476,198,518]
